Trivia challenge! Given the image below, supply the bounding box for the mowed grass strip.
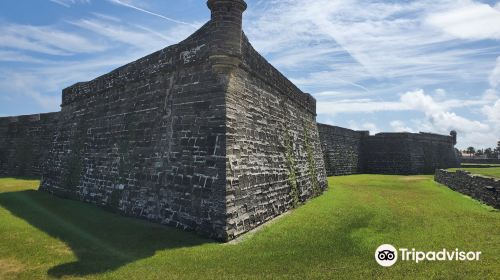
[448,167,500,179]
[0,175,499,280]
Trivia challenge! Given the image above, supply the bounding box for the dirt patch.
[0,258,25,278]
[399,176,428,181]
[47,244,72,256]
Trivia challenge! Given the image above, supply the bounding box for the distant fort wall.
[362,131,460,174]
[0,113,59,178]
[317,124,367,176]
[318,124,460,175]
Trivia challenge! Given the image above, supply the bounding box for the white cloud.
[482,99,500,127]
[70,18,169,52]
[314,90,369,100]
[427,111,489,133]
[483,88,499,101]
[0,24,107,55]
[106,0,198,28]
[348,121,379,134]
[476,55,500,145]
[69,15,197,54]
[0,52,143,112]
[490,57,500,88]
[49,0,90,8]
[0,72,60,110]
[407,113,495,149]
[426,2,500,40]
[0,8,199,114]
[400,89,443,114]
[434,88,447,99]
[390,120,414,133]
[455,132,498,149]
[0,50,45,63]
[247,0,498,92]
[317,89,489,116]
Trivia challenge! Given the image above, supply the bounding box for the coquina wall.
[318,124,460,175]
[0,113,59,178]
[317,124,368,176]
[224,34,327,238]
[38,0,327,241]
[435,169,499,209]
[40,21,229,240]
[363,132,460,174]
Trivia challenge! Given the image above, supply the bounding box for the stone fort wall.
[0,113,59,178]
[363,132,460,174]
[318,124,460,175]
[317,124,368,176]
[35,0,327,241]
[435,169,499,209]
[224,34,327,238]
[40,21,230,240]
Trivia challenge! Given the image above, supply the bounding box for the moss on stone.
[284,125,299,208]
[304,124,320,196]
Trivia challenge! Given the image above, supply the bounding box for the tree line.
[463,141,500,158]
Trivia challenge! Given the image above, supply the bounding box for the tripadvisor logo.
[375,244,481,267]
[375,244,398,267]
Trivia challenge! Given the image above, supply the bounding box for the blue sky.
[0,0,499,149]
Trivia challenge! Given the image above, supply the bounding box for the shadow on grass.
[0,190,213,278]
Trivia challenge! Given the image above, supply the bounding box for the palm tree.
[495,141,500,159]
[466,146,475,158]
[484,148,493,158]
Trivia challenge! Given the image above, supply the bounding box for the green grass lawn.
[0,176,499,279]
[448,167,500,179]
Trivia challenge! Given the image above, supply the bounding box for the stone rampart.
[38,0,327,241]
[317,124,367,176]
[0,113,59,177]
[318,125,460,175]
[435,169,499,209]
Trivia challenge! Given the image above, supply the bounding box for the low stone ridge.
[318,124,460,175]
[435,169,499,209]
[461,158,500,164]
[0,113,59,177]
[460,164,498,168]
